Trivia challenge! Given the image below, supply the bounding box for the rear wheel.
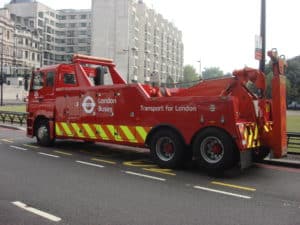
[150,129,185,168]
[36,120,54,146]
[193,128,238,171]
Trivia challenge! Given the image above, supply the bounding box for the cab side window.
[32,72,44,91]
[46,71,55,87]
[64,73,76,85]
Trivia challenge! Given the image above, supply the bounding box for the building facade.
[5,0,91,66]
[0,8,40,81]
[91,0,184,85]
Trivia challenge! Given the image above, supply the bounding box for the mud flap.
[240,150,253,169]
[49,120,54,140]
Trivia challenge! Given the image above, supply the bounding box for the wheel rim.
[37,125,48,141]
[200,136,224,164]
[155,137,176,161]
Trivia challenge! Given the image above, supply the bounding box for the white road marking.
[12,201,61,222]
[10,145,28,151]
[125,171,166,182]
[76,160,104,168]
[38,152,60,158]
[193,186,252,199]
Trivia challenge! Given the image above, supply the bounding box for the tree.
[183,65,198,82]
[202,67,223,79]
[285,56,300,102]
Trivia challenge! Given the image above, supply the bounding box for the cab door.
[28,70,56,118]
[56,71,81,123]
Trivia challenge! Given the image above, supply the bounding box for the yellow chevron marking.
[243,128,248,141]
[107,125,123,142]
[71,123,85,138]
[82,124,96,139]
[264,125,270,132]
[253,125,258,140]
[61,122,73,137]
[55,123,63,136]
[247,127,253,148]
[252,125,259,147]
[120,125,138,143]
[136,126,147,142]
[94,124,109,140]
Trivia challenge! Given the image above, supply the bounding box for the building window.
[25,51,28,59]
[32,53,35,61]
[80,23,87,27]
[69,15,76,19]
[80,14,87,19]
[80,30,86,35]
[38,12,44,18]
[69,23,76,28]
[38,19,43,27]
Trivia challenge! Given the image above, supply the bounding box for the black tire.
[252,146,270,162]
[36,120,54,146]
[150,129,185,169]
[193,128,238,171]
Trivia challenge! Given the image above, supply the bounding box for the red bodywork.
[26,52,287,164]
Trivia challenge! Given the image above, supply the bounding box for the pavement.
[0,121,299,169]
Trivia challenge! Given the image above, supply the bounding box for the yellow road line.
[23,144,39,149]
[123,160,155,168]
[211,181,256,192]
[1,139,13,143]
[143,168,176,176]
[54,150,73,156]
[91,158,117,165]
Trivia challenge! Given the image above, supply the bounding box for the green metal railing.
[0,111,27,126]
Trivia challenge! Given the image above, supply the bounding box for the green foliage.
[0,105,26,112]
[202,67,224,79]
[183,65,198,82]
[285,56,300,103]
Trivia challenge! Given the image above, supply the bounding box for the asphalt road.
[0,127,300,225]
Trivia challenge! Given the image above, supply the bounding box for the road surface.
[0,127,300,225]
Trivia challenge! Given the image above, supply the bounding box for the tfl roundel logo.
[82,96,96,114]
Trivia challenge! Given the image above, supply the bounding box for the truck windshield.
[32,71,44,91]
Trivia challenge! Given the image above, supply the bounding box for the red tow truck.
[26,50,287,171]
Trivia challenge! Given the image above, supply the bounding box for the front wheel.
[150,129,185,169]
[36,120,54,146]
[193,128,238,171]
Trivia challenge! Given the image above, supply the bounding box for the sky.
[1,0,299,73]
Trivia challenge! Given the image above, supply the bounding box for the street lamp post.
[0,29,4,106]
[259,0,266,73]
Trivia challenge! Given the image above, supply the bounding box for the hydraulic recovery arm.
[226,49,287,159]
